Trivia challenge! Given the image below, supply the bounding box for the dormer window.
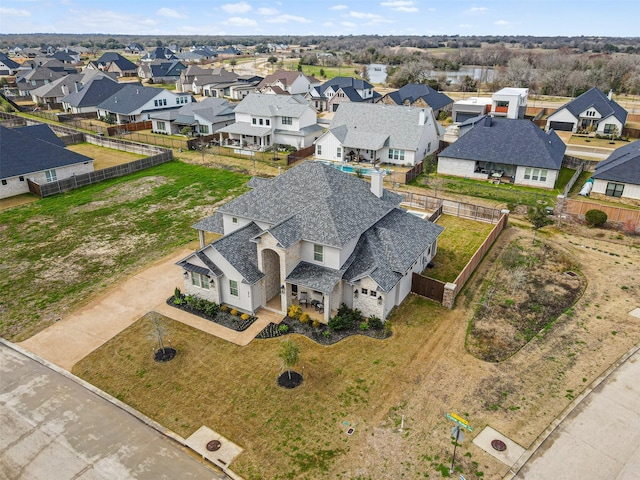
[313,244,323,262]
[232,217,238,224]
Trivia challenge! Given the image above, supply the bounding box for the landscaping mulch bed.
[277,371,303,389]
[154,347,176,362]
[256,317,391,346]
[166,296,257,332]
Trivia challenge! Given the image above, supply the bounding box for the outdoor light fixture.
[183,271,189,278]
[354,289,359,298]
[280,285,285,294]
[378,295,383,305]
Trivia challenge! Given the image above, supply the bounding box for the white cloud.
[257,7,278,15]
[64,8,158,34]
[157,7,186,19]
[221,2,252,14]
[380,1,418,12]
[350,11,383,20]
[330,4,348,9]
[0,7,31,16]
[341,21,357,28]
[465,6,488,15]
[266,14,311,24]
[494,20,510,26]
[226,16,257,27]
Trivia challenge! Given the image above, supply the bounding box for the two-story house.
[96,84,193,124]
[490,87,528,119]
[150,97,235,136]
[377,84,453,118]
[314,102,443,166]
[216,93,323,150]
[256,70,319,95]
[305,76,380,112]
[177,161,444,322]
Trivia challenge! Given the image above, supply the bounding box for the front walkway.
[19,247,284,371]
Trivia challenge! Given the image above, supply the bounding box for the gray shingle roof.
[216,161,402,248]
[439,117,565,169]
[286,261,343,293]
[343,208,444,292]
[558,87,627,124]
[328,102,437,151]
[233,93,313,118]
[1,124,93,179]
[385,84,453,111]
[592,141,640,184]
[210,222,264,284]
[192,211,224,234]
[96,84,164,115]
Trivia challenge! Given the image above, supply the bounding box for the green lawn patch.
[427,215,495,283]
[0,161,249,341]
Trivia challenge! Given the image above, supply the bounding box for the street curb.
[0,338,239,480]
[503,341,640,479]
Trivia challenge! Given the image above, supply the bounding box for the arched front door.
[261,249,283,312]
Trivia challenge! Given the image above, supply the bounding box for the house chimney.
[74,81,80,93]
[370,168,384,198]
[608,89,613,101]
[418,109,426,125]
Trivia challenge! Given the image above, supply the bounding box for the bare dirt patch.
[70,176,170,212]
[467,235,586,361]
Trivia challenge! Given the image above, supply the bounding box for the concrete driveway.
[19,248,191,370]
[0,340,225,480]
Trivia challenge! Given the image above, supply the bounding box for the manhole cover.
[206,440,221,452]
[491,439,507,451]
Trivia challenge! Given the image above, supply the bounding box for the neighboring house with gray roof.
[256,70,319,95]
[314,102,443,166]
[138,60,186,84]
[96,84,193,124]
[545,87,628,135]
[0,124,94,199]
[437,116,566,188]
[0,52,20,75]
[177,161,443,321]
[15,66,66,95]
[591,141,640,201]
[378,83,453,118]
[305,76,380,112]
[150,97,235,136]
[87,52,138,77]
[30,70,116,106]
[61,76,128,114]
[216,93,323,150]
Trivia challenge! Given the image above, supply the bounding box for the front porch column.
[198,229,205,248]
[324,293,330,322]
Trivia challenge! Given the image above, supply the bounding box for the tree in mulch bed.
[148,312,176,362]
[277,338,302,388]
[168,288,257,332]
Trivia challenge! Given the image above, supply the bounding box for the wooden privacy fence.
[562,162,584,197]
[564,199,640,225]
[106,120,152,136]
[411,274,445,302]
[410,210,509,308]
[28,151,173,197]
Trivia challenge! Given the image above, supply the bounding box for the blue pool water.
[323,162,390,176]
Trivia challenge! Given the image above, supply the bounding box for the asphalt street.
[0,341,225,480]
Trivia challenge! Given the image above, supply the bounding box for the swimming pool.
[323,162,391,176]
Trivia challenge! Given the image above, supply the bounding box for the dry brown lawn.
[73,221,640,480]
[66,143,146,170]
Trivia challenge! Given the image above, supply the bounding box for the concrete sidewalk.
[510,345,640,479]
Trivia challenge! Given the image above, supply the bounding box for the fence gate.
[411,273,445,303]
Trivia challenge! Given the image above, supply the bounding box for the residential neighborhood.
[1,23,640,480]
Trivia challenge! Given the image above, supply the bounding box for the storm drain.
[491,439,507,451]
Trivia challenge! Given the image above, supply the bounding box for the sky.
[0,0,636,37]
